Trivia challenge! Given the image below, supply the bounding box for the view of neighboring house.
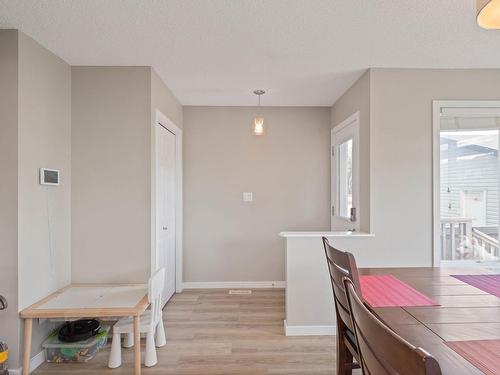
[440,130,499,261]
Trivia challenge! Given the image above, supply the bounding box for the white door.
[331,113,360,231]
[156,123,176,305]
[461,190,487,227]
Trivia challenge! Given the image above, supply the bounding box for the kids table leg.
[22,318,33,375]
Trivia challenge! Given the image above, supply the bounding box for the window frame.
[432,100,500,267]
[331,112,360,231]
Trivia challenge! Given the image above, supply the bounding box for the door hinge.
[331,205,335,216]
[331,146,335,157]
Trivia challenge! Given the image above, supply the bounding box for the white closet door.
[156,124,176,305]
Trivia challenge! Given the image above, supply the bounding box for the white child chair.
[108,268,167,368]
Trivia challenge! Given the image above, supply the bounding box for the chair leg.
[123,332,134,348]
[337,340,353,375]
[155,318,167,347]
[336,318,354,375]
[108,333,122,368]
[144,331,158,367]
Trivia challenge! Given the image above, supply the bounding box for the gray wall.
[330,68,500,267]
[71,67,183,283]
[183,106,331,282]
[0,29,21,368]
[17,30,72,363]
[331,70,371,232]
[0,30,71,368]
[71,67,151,283]
[151,68,183,128]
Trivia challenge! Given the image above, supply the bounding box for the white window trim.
[432,100,500,267]
[331,111,360,231]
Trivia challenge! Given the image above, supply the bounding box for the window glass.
[440,129,499,261]
[338,138,353,219]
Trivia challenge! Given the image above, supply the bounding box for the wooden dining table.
[360,266,500,374]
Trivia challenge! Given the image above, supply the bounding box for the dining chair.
[108,268,167,368]
[343,277,442,375]
[322,236,362,375]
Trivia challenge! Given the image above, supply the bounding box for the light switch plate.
[243,192,253,202]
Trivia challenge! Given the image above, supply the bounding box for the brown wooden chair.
[322,236,362,375]
[343,277,442,375]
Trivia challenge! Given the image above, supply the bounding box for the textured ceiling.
[1,0,499,106]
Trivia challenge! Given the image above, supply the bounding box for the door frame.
[432,100,500,267]
[331,111,360,231]
[152,109,183,293]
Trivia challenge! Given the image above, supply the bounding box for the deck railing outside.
[472,227,499,259]
[441,217,499,261]
[440,217,472,260]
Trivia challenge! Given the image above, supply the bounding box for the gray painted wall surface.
[71,67,152,283]
[326,69,500,267]
[0,29,21,368]
[183,106,331,282]
[71,66,183,284]
[18,30,72,364]
[0,30,71,368]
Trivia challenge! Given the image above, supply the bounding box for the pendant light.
[477,0,500,29]
[253,90,265,136]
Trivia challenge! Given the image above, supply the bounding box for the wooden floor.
[34,289,337,374]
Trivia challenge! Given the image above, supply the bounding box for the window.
[433,101,500,266]
[338,138,353,219]
[331,112,359,230]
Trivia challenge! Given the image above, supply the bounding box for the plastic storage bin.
[42,325,110,363]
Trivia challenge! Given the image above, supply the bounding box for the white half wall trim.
[182,281,285,289]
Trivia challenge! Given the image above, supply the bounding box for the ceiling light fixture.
[253,90,266,136]
[477,0,500,29]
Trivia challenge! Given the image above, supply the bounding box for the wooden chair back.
[148,267,166,328]
[322,236,361,333]
[343,278,442,375]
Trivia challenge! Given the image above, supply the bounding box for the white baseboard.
[182,281,286,289]
[9,349,45,375]
[29,350,46,372]
[284,320,336,336]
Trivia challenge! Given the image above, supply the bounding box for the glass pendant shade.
[477,0,500,29]
[253,116,265,135]
[252,90,266,135]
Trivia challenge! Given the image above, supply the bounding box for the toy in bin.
[0,342,8,375]
[1,295,9,374]
[43,320,110,363]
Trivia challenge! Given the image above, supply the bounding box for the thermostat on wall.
[40,168,60,186]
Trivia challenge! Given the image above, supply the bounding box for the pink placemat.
[360,275,439,307]
[446,340,500,375]
[452,274,500,298]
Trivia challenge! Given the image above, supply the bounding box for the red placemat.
[452,274,500,298]
[360,275,439,307]
[446,340,500,375]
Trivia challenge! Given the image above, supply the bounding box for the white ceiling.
[1,0,499,106]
